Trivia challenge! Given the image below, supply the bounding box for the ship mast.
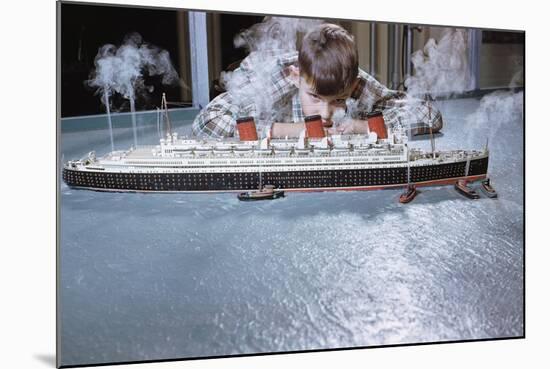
[156,107,161,138]
[258,156,263,190]
[430,126,435,159]
[406,144,411,185]
[161,93,172,136]
[426,93,436,159]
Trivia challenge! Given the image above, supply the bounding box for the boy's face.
[297,77,355,127]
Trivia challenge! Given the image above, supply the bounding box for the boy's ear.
[287,65,300,88]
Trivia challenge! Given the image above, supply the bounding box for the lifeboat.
[212,142,234,153]
[271,141,294,153]
[234,143,255,151]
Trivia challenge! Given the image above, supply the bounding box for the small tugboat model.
[480,178,498,198]
[238,185,285,201]
[454,180,481,199]
[399,184,418,204]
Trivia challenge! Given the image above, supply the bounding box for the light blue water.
[59,97,523,366]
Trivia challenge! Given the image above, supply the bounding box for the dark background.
[60,3,523,118]
[60,3,261,118]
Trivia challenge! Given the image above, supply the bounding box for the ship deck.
[106,144,410,162]
[116,146,156,159]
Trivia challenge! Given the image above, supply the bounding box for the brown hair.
[299,23,358,96]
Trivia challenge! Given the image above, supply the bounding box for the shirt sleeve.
[191,91,241,138]
[191,51,298,138]
[352,70,443,135]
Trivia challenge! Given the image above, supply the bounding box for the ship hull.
[62,156,488,193]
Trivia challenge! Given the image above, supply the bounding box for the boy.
[192,23,442,138]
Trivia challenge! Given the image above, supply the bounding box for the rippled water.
[59,97,523,366]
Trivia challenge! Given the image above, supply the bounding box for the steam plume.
[465,90,523,149]
[234,16,323,53]
[405,29,470,98]
[221,17,323,134]
[390,29,472,137]
[87,33,181,147]
[88,32,180,102]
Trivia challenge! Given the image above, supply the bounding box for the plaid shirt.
[192,51,443,137]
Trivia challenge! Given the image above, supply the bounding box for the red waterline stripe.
[284,174,487,193]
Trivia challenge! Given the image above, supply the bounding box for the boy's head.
[289,23,359,126]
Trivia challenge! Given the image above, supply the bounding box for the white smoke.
[508,69,524,89]
[465,90,523,148]
[405,29,470,98]
[329,99,360,132]
[234,16,323,53]
[389,29,472,137]
[226,56,283,130]
[219,17,323,135]
[332,107,347,126]
[88,32,181,109]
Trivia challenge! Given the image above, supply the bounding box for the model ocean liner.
[63,98,490,197]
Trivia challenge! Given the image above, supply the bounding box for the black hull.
[62,157,488,193]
